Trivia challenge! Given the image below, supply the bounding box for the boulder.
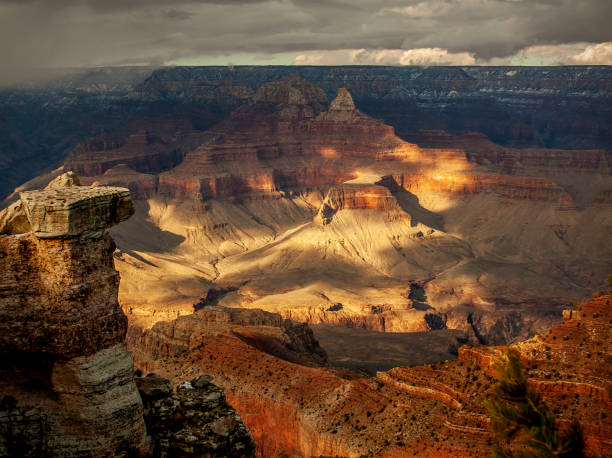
[45,171,81,189]
[0,200,31,234]
[191,374,214,388]
[135,373,173,401]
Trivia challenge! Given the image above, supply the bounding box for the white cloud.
[294,42,612,67]
[293,48,476,66]
[563,42,612,65]
[485,42,612,65]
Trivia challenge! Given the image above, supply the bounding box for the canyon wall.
[2,65,610,200]
[136,66,612,150]
[130,290,612,457]
[49,77,612,342]
[5,75,611,345]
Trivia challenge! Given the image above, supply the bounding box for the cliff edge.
[0,173,255,457]
[0,173,148,456]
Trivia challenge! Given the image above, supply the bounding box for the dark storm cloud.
[0,0,610,85]
[0,0,270,10]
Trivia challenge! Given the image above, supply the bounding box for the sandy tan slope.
[14,75,609,342]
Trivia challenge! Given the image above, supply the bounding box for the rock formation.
[10,77,612,344]
[2,65,610,201]
[314,182,407,225]
[136,373,256,457]
[130,290,612,457]
[128,305,328,369]
[0,174,256,457]
[0,174,148,456]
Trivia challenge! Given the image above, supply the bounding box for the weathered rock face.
[315,183,407,225]
[0,232,129,358]
[20,185,133,238]
[0,174,148,456]
[137,373,256,457]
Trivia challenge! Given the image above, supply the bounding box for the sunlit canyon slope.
[19,73,607,345]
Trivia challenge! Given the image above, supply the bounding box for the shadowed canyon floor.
[310,325,465,375]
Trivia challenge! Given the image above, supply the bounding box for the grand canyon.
[1,64,611,457]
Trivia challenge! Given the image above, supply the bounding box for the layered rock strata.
[3,65,610,202]
[315,183,407,225]
[0,175,148,456]
[20,77,612,342]
[131,291,612,457]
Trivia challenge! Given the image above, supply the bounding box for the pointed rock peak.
[330,88,355,111]
[45,171,81,189]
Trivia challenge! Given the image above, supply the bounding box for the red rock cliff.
[129,291,612,457]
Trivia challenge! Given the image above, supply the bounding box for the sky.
[0,0,610,82]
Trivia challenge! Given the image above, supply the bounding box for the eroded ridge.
[130,290,612,457]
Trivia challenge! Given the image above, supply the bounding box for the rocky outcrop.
[129,305,327,368]
[329,88,355,112]
[1,172,134,238]
[137,373,256,457]
[317,87,360,122]
[0,173,148,456]
[315,183,407,225]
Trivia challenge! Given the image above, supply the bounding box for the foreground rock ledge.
[20,185,133,238]
[0,176,148,456]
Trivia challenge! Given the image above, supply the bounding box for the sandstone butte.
[130,290,612,457]
[0,174,255,457]
[38,74,611,347]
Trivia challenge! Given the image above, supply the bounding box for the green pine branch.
[484,347,584,458]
